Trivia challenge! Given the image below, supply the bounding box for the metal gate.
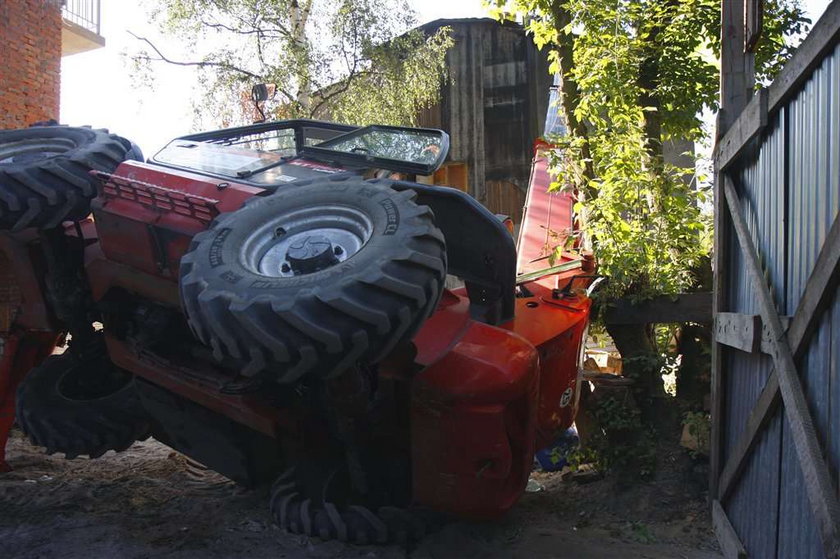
[710,3,840,557]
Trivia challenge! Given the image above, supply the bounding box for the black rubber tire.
[16,352,150,459]
[180,177,446,382]
[269,463,434,544]
[0,126,136,231]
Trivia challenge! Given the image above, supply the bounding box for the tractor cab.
[150,120,449,188]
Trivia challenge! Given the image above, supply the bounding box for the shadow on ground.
[0,431,720,558]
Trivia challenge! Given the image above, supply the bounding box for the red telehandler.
[0,121,594,543]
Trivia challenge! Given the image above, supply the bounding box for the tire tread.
[179,179,446,382]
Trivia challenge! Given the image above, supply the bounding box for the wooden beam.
[715,88,768,171]
[715,312,761,353]
[722,177,840,557]
[767,0,840,112]
[713,500,748,559]
[717,205,840,506]
[716,3,840,173]
[760,316,791,355]
[785,217,840,361]
[719,0,754,134]
[603,292,712,324]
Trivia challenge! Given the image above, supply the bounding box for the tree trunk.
[676,323,711,408]
[636,1,678,171]
[290,0,313,114]
[606,322,665,421]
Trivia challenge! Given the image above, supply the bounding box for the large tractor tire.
[269,456,435,544]
[0,126,136,231]
[16,352,149,459]
[180,177,447,382]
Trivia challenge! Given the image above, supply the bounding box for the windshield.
[305,125,449,175]
[320,128,443,165]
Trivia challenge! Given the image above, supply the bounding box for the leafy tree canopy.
[131,0,453,127]
[488,0,808,301]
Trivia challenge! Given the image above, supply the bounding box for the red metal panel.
[0,232,54,332]
[504,281,591,448]
[411,320,539,518]
[85,243,181,307]
[0,332,58,471]
[91,161,262,280]
[413,282,591,459]
[516,141,576,279]
[103,335,292,438]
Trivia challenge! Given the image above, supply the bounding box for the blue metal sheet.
[786,43,840,314]
[777,300,835,558]
[721,42,840,559]
[831,293,840,496]
[726,409,782,558]
[721,110,788,557]
[723,110,786,458]
[736,111,787,311]
[778,416,824,559]
[774,43,840,558]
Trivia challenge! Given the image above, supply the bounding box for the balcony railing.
[62,0,101,36]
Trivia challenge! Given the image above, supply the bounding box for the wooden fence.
[710,3,840,557]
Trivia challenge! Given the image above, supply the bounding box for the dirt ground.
[0,430,720,558]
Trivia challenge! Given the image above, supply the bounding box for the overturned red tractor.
[0,121,594,543]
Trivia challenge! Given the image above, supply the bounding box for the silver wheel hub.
[241,205,374,278]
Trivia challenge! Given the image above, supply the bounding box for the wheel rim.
[0,137,77,165]
[241,205,374,278]
[56,357,132,401]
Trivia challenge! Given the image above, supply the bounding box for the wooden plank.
[723,177,840,557]
[603,292,712,324]
[785,213,840,359]
[716,210,840,506]
[710,163,729,498]
[715,312,761,353]
[767,0,840,112]
[713,500,748,559]
[719,0,753,133]
[760,316,791,356]
[716,3,839,173]
[715,88,768,171]
[712,0,748,497]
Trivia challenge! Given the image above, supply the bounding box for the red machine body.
[0,231,60,471]
[0,122,589,520]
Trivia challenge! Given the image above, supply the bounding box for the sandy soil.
[0,430,720,558]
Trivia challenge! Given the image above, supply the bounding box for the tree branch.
[128,31,263,81]
[309,61,366,117]
[198,18,289,40]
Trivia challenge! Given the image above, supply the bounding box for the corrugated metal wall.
[718,35,840,558]
[418,19,552,218]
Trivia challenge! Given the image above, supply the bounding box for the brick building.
[0,0,104,129]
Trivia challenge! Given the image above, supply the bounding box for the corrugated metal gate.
[710,4,840,558]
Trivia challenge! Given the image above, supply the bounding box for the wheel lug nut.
[334,246,343,255]
[281,263,291,273]
[274,227,286,238]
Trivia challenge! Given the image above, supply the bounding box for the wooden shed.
[711,2,840,557]
[417,18,553,223]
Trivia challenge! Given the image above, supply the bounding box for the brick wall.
[0,0,62,130]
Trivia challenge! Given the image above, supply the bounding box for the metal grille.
[95,172,220,225]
